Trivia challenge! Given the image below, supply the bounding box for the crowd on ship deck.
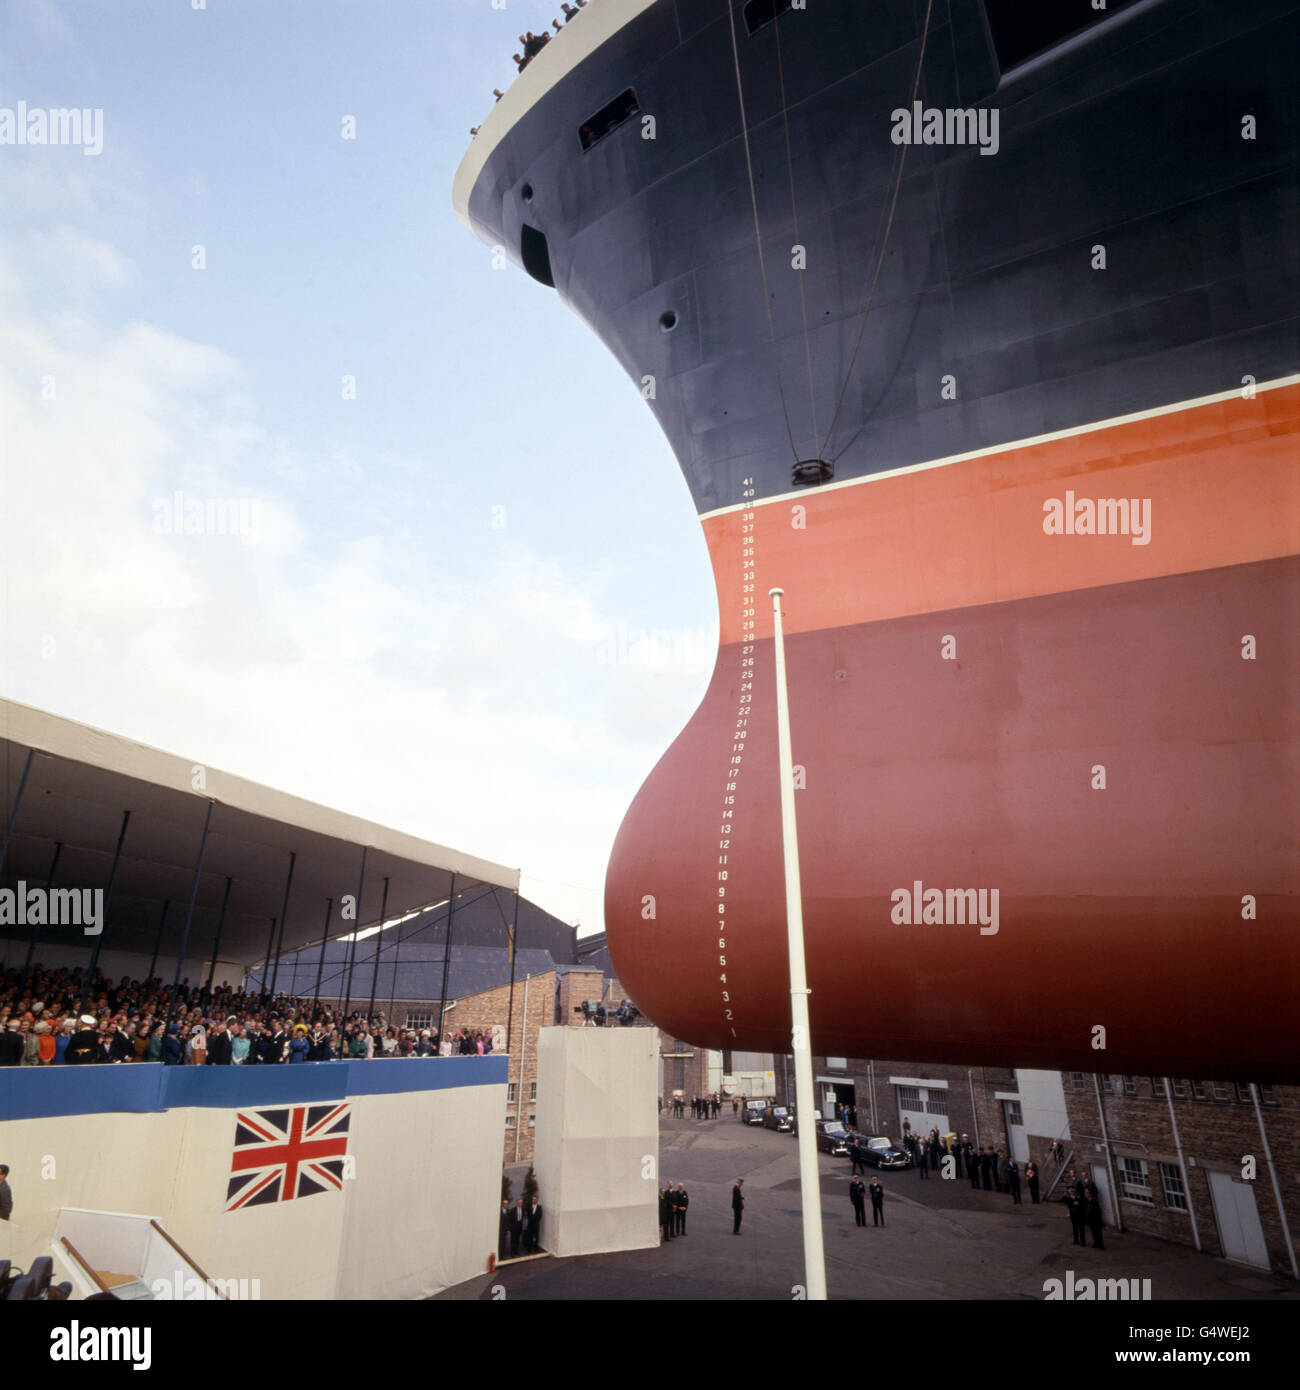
[0,964,500,1067]
[470,1,589,134]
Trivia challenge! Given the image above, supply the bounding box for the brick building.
[772,1052,1298,1280]
[1061,1072,1297,1279]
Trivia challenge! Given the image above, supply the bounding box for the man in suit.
[206,1020,233,1066]
[967,1140,982,1189]
[1025,1160,1040,1204]
[524,1195,543,1253]
[1083,1183,1105,1249]
[850,1176,867,1227]
[510,1198,525,1257]
[498,1200,513,1260]
[675,1182,689,1235]
[658,1187,673,1242]
[732,1178,745,1234]
[978,1147,992,1190]
[1005,1155,1022,1204]
[869,1178,885,1226]
[0,1164,12,1222]
[1065,1183,1086,1245]
[917,1138,928,1179]
[992,1147,1006,1193]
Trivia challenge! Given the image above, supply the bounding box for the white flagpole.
[769,587,828,1301]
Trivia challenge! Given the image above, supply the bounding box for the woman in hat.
[35,1020,56,1064]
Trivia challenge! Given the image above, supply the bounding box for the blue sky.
[0,0,718,935]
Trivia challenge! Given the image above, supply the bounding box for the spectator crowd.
[0,963,500,1068]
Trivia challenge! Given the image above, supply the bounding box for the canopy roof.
[0,699,520,970]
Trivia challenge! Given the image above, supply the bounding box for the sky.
[0,0,719,937]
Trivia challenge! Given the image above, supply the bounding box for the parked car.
[851,1135,912,1169]
[815,1121,851,1156]
[763,1105,793,1132]
[740,1099,768,1125]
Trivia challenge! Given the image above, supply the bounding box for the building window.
[1191,1080,1208,1101]
[405,1012,433,1030]
[1258,1084,1277,1105]
[1151,1077,1166,1098]
[1005,1099,1024,1127]
[826,1057,847,1071]
[897,1085,922,1111]
[1210,1082,1230,1102]
[926,1094,948,1116]
[507,1082,517,1103]
[1110,1074,1125,1095]
[1173,1079,1189,1098]
[528,1113,536,1128]
[505,1115,517,1129]
[529,1080,537,1101]
[672,1058,685,1091]
[1069,1071,1085,1092]
[1120,1156,1153,1204]
[1158,1161,1188,1212]
[1123,1076,1139,1098]
[1234,1082,1253,1103]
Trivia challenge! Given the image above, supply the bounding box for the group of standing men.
[660,1093,722,1119]
[498,1194,544,1260]
[1062,1169,1107,1249]
[848,1175,887,1227]
[658,1181,690,1241]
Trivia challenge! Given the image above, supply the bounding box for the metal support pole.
[147,900,171,984]
[505,887,520,1055]
[1249,1083,1298,1279]
[1162,1078,1201,1252]
[261,918,277,997]
[168,800,213,1026]
[341,847,367,1023]
[769,588,827,1302]
[19,839,62,991]
[388,906,405,1020]
[313,897,334,1016]
[437,874,458,1042]
[367,877,390,1024]
[77,809,130,1017]
[1091,1073,1124,1231]
[0,747,35,876]
[268,851,296,999]
[206,877,233,992]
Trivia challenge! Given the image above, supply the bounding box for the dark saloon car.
[815,1121,851,1156]
[740,1099,769,1125]
[852,1135,912,1169]
[762,1105,794,1133]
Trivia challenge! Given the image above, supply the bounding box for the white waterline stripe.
[452,0,661,232]
[698,372,1300,521]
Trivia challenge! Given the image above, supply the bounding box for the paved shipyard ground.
[440,1114,1298,1301]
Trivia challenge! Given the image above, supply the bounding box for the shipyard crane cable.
[819,0,935,463]
[773,12,820,458]
[726,0,801,466]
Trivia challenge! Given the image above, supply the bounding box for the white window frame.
[1120,1156,1152,1204]
[507,1082,517,1103]
[1158,1161,1188,1212]
[1151,1077,1166,1097]
[505,1115,517,1129]
[529,1080,537,1101]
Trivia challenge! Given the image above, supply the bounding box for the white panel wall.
[1015,1069,1071,1145]
[533,1027,658,1257]
[0,1077,505,1298]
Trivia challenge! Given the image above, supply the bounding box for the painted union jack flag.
[226,1103,351,1211]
